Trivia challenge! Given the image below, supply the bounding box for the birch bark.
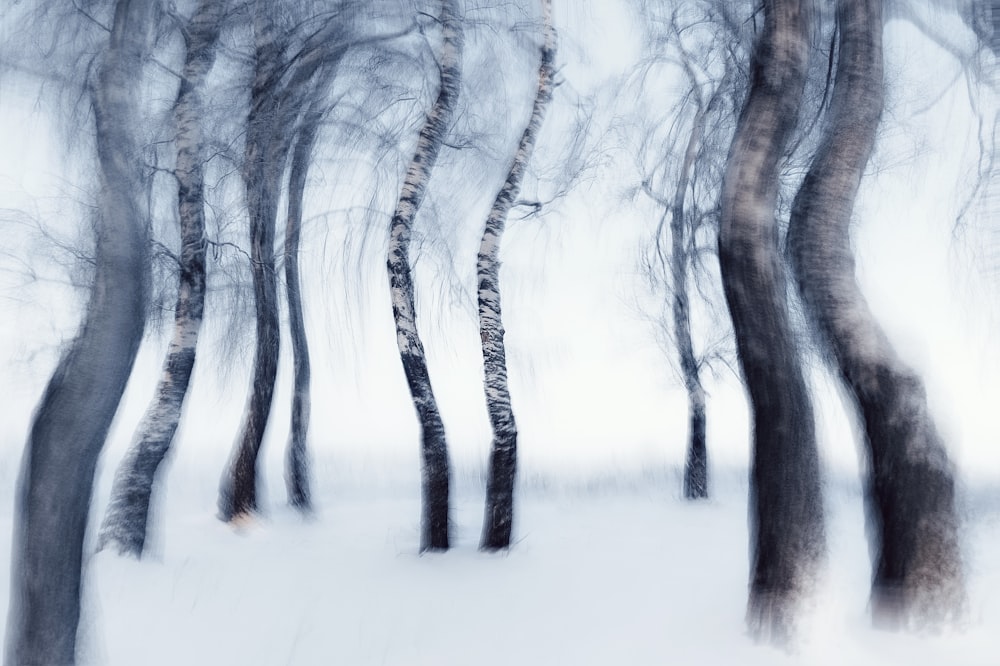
[386,0,464,552]
[479,0,556,551]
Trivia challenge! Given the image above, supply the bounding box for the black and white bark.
[479,0,556,551]
[99,0,225,558]
[4,0,154,662]
[787,0,964,628]
[717,0,824,643]
[386,0,464,552]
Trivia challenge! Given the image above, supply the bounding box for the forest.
[0,0,998,664]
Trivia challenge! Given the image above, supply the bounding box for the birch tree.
[478,0,556,551]
[787,0,965,628]
[716,0,824,642]
[4,0,155,660]
[99,0,227,558]
[386,0,464,552]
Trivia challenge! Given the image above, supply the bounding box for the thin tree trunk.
[386,0,463,552]
[99,0,225,558]
[787,0,964,628]
[479,0,556,551]
[4,1,153,662]
[218,12,287,523]
[672,89,710,501]
[283,99,323,512]
[717,0,824,643]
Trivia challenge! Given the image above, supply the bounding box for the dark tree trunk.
[283,100,323,512]
[787,0,964,628]
[717,0,824,643]
[386,0,464,552]
[479,0,556,551]
[218,12,287,523]
[671,78,711,501]
[99,0,225,558]
[4,1,153,662]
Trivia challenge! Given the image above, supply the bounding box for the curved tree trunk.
[717,0,824,643]
[479,0,556,551]
[787,0,963,628]
[386,0,463,552]
[4,1,153,662]
[99,0,225,558]
[283,99,323,512]
[218,11,287,523]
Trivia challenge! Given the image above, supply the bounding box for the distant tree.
[479,0,556,551]
[99,0,228,558]
[4,0,155,661]
[787,0,965,628]
[631,1,749,501]
[716,0,824,643]
[386,0,464,552]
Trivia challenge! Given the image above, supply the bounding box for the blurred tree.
[478,0,556,551]
[386,0,463,552]
[4,0,155,661]
[99,0,228,558]
[716,0,824,643]
[787,0,965,628]
[218,1,358,522]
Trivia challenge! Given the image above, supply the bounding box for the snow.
[1,459,995,665]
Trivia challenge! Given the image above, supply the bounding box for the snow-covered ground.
[1,460,995,665]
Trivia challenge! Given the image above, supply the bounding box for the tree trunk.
[99,0,224,558]
[717,0,824,643]
[386,0,463,552]
[283,99,323,512]
[787,0,964,628]
[218,11,287,523]
[4,1,153,662]
[672,85,710,501]
[479,0,556,551]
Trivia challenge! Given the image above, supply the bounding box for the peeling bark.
[386,0,463,552]
[479,0,556,551]
[99,0,225,558]
[717,0,824,643]
[787,0,964,629]
[4,0,154,662]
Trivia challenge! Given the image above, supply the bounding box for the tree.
[478,0,556,551]
[386,0,464,552]
[99,0,227,558]
[218,2,356,522]
[786,0,965,628]
[4,0,155,660]
[716,0,824,643]
[632,2,749,500]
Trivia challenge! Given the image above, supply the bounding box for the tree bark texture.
[4,1,153,662]
[386,0,464,552]
[479,0,556,551]
[717,0,824,643]
[99,0,225,558]
[787,0,964,628]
